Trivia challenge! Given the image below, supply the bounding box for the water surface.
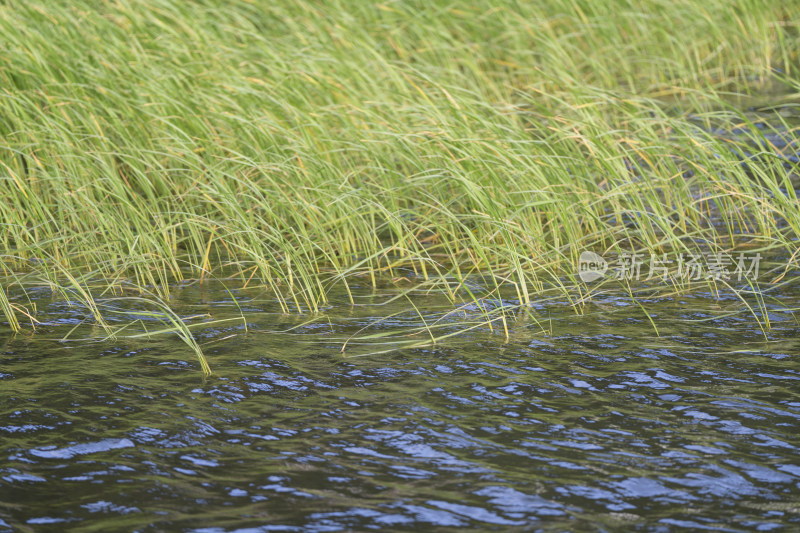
[2,284,800,531]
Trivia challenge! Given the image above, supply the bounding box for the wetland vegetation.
[1,0,799,367]
[2,1,800,529]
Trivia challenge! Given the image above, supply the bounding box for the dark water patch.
[2,287,800,531]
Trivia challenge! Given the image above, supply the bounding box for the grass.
[1,0,800,371]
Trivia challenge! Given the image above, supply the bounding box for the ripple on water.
[1,289,800,531]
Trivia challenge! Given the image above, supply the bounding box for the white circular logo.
[578,251,607,282]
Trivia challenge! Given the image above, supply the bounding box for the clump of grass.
[1,0,799,369]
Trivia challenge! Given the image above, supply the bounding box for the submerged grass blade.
[105,297,213,376]
[0,282,20,333]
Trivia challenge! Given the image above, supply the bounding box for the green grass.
[1,0,800,371]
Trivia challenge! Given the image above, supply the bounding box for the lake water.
[2,280,800,531]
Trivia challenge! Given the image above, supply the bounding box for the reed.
[1,0,799,370]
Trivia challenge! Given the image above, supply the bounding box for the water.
[2,283,800,531]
